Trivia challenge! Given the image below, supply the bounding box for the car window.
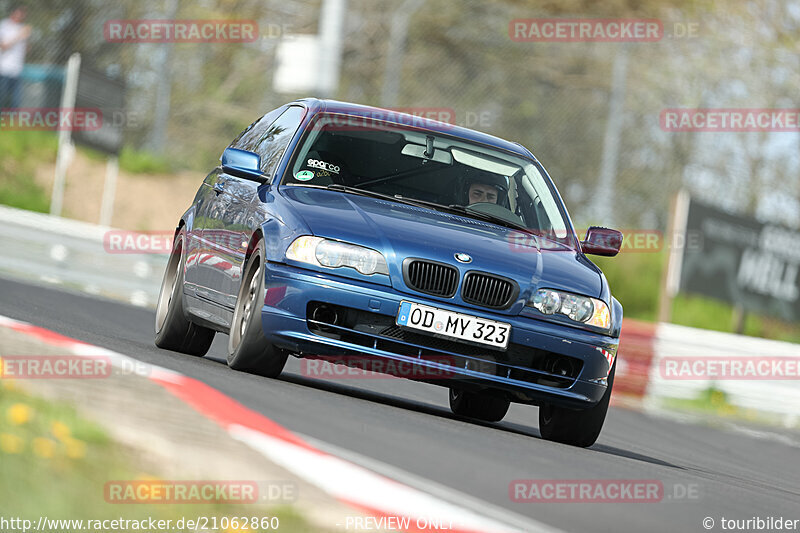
[250,106,306,175]
[229,106,286,151]
[285,113,572,244]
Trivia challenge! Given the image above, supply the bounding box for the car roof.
[292,98,537,161]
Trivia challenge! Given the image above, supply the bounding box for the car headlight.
[286,236,390,276]
[528,288,611,331]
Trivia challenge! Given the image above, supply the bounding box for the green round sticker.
[295,170,315,181]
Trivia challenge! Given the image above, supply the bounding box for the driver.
[461,172,507,206]
[467,181,499,204]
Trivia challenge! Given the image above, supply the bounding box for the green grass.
[0,130,58,212]
[0,129,175,214]
[660,386,798,428]
[593,251,665,322]
[664,386,734,412]
[118,146,172,175]
[0,384,323,531]
[0,175,51,212]
[82,144,173,175]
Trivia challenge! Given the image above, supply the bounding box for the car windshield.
[283,112,574,247]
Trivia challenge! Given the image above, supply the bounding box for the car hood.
[280,186,603,302]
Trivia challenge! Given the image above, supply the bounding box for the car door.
[183,169,222,294]
[189,107,286,309]
[217,105,307,306]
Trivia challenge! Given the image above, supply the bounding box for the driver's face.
[468,183,498,204]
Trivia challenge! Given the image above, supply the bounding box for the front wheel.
[154,230,215,356]
[227,239,288,377]
[538,363,615,448]
[449,388,510,422]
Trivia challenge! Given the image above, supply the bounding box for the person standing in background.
[0,6,31,109]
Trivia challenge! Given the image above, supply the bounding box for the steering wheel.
[466,202,525,226]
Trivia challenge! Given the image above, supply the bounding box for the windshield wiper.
[444,203,536,234]
[317,184,537,235]
[323,184,435,209]
[354,164,444,189]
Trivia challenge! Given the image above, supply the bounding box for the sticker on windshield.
[307,159,340,174]
[295,170,315,181]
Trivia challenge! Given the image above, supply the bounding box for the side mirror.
[221,148,267,183]
[581,226,623,257]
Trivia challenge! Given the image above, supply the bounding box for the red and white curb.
[0,314,559,533]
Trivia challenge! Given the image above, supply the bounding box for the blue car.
[155,98,624,447]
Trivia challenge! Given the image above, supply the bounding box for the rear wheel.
[227,239,288,377]
[449,388,510,422]
[538,363,615,448]
[154,230,215,356]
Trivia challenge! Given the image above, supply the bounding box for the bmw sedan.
[155,98,624,447]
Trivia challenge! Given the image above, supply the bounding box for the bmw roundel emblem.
[454,252,472,263]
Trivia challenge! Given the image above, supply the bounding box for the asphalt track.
[1,276,798,533]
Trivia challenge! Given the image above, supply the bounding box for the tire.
[538,363,616,448]
[449,388,510,422]
[227,239,288,377]
[154,230,215,356]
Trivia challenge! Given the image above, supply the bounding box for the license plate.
[396,301,511,349]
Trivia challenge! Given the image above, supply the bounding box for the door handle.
[213,180,226,194]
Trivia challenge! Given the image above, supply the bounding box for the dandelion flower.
[6,403,33,425]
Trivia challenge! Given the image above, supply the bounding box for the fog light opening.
[545,356,575,378]
[311,304,340,326]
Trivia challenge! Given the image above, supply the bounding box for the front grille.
[403,259,458,297]
[462,272,517,309]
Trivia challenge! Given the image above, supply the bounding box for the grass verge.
[660,386,799,429]
[0,130,57,212]
[0,382,322,531]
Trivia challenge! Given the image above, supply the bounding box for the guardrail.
[0,205,167,307]
[616,319,800,427]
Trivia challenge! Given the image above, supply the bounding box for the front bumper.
[260,262,618,408]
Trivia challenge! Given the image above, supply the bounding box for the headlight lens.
[286,236,389,276]
[528,288,611,331]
